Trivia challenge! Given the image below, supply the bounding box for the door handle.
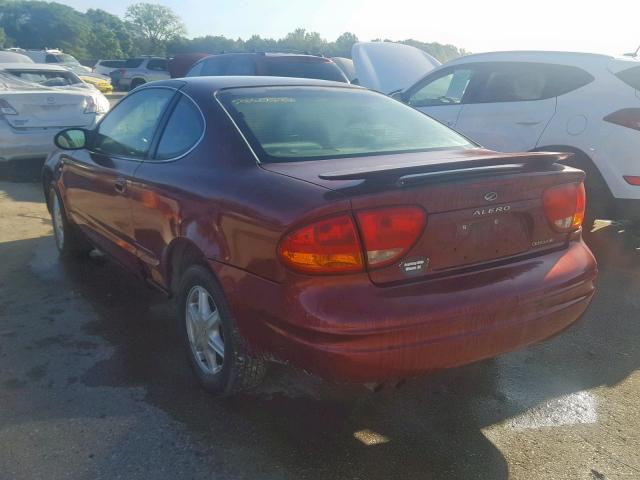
[114,178,127,194]
[516,121,541,126]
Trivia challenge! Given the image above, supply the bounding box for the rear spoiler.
[318,151,572,184]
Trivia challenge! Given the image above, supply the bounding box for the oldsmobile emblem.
[484,191,498,202]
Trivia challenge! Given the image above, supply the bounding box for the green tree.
[125,3,186,55]
[85,8,138,57]
[332,32,358,57]
[0,1,91,58]
[88,25,123,59]
[278,28,327,54]
[0,27,8,48]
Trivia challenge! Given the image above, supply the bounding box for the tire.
[48,184,92,257]
[177,265,266,396]
[129,79,145,90]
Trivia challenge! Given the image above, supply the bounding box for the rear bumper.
[0,123,57,163]
[213,240,597,383]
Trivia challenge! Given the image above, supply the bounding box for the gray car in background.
[116,56,170,91]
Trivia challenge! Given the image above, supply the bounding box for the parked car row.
[6,42,640,395]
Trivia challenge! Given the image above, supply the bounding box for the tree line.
[0,1,468,63]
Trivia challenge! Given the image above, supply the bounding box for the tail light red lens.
[603,108,640,131]
[278,214,364,273]
[543,182,586,232]
[624,175,640,186]
[356,206,426,268]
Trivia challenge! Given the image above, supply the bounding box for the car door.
[61,87,176,269]
[453,62,558,152]
[403,65,480,128]
[128,91,206,289]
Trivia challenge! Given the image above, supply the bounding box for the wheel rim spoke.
[208,332,225,357]
[203,309,220,329]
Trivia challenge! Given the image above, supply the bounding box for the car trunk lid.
[0,91,94,128]
[263,149,584,284]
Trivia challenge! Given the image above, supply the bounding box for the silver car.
[0,63,109,165]
[117,56,170,91]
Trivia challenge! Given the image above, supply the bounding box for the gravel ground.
[0,180,638,480]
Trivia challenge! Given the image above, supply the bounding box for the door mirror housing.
[54,128,88,150]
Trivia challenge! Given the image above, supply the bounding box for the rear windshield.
[125,58,144,68]
[264,59,347,82]
[616,66,640,90]
[6,69,82,86]
[218,86,473,163]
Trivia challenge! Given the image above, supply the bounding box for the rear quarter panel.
[129,95,349,288]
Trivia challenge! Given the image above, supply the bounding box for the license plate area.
[421,208,532,272]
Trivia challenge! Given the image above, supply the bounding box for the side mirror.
[54,128,88,150]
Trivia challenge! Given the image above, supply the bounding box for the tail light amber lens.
[356,206,426,268]
[543,182,586,232]
[278,214,364,273]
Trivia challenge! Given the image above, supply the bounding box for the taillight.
[0,98,18,115]
[624,175,640,186]
[278,214,364,273]
[603,108,640,131]
[543,182,586,232]
[84,96,108,114]
[356,206,426,267]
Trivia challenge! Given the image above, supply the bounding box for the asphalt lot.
[0,179,638,480]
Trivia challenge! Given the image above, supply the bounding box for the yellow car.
[79,74,113,94]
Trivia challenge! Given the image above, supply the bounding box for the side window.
[186,60,204,77]
[201,57,230,76]
[45,54,58,63]
[154,95,204,160]
[147,59,168,71]
[225,56,256,75]
[408,68,474,107]
[92,88,174,158]
[472,62,594,104]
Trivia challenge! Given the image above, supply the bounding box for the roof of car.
[199,52,333,60]
[444,50,629,67]
[177,75,360,92]
[0,63,70,71]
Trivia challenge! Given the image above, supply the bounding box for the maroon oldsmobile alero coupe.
[43,77,597,395]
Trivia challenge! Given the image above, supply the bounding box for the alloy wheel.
[50,189,65,251]
[185,285,225,375]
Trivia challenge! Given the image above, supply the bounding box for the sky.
[59,0,640,56]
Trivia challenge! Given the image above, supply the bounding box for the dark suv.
[185,52,349,82]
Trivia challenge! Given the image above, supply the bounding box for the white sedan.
[0,63,109,165]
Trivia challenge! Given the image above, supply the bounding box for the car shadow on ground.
[11,220,632,478]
